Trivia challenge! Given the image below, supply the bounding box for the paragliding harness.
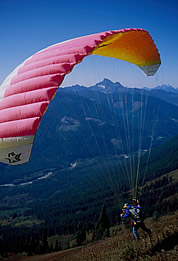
[128,206,145,226]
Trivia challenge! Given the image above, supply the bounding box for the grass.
[6,211,178,261]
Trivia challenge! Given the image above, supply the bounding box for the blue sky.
[0,0,178,88]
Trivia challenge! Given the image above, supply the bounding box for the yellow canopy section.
[92,30,161,76]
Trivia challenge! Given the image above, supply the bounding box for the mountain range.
[0,79,178,248]
[0,79,178,185]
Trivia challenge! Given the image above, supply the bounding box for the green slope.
[140,135,178,181]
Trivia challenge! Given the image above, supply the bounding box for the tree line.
[0,204,111,258]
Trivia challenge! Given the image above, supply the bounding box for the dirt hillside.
[6,211,178,261]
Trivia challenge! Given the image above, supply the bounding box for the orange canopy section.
[92,29,161,76]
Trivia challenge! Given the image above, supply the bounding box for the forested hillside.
[0,80,178,180]
[0,81,177,258]
[2,202,178,260]
[0,137,177,257]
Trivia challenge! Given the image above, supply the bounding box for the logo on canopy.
[6,152,22,164]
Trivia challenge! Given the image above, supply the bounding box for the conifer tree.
[54,240,61,252]
[28,234,37,256]
[41,229,48,253]
[75,226,86,246]
[93,204,110,241]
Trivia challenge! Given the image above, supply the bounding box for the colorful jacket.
[122,205,143,225]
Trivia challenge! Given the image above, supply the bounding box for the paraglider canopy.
[0,28,161,165]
